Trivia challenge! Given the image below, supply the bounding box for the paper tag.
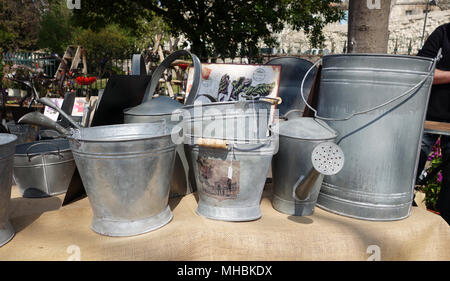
[227,165,233,179]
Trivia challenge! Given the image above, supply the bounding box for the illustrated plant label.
[197,157,240,201]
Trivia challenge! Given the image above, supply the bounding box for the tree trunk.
[348,0,393,53]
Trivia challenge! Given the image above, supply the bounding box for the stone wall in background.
[276,9,450,55]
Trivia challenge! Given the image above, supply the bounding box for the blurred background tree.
[72,0,345,61]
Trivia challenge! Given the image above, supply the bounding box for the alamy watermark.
[67,0,81,10]
[66,245,81,261]
[169,101,280,155]
[367,0,381,9]
[367,245,381,261]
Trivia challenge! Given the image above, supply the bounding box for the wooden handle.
[197,138,228,149]
[261,96,282,105]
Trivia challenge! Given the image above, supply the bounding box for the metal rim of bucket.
[300,54,438,124]
[67,123,177,143]
[182,99,273,110]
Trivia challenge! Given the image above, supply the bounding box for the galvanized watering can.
[301,54,438,221]
[183,97,278,221]
[124,50,202,197]
[19,99,178,236]
[0,133,17,247]
[270,116,344,216]
[14,139,76,198]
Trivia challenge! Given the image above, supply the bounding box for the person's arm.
[433,69,450,85]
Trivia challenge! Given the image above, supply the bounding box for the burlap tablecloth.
[1,185,449,261]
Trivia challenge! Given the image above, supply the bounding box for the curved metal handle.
[142,50,202,105]
[26,141,62,161]
[300,55,438,122]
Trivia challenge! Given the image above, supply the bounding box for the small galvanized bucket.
[68,123,177,236]
[189,138,277,221]
[0,134,17,247]
[271,117,339,216]
[14,139,76,198]
[183,98,277,221]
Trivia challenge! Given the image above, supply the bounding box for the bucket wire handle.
[26,141,62,161]
[300,53,439,122]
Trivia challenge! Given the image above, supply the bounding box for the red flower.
[75,76,97,85]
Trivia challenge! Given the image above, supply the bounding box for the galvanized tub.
[68,123,177,236]
[189,139,277,221]
[0,134,17,247]
[313,54,436,221]
[271,117,338,216]
[14,139,76,198]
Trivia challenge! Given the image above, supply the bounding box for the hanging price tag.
[228,165,233,180]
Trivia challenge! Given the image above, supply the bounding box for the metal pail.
[68,123,177,236]
[271,117,338,216]
[312,54,436,221]
[189,139,277,221]
[14,139,76,198]
[0,134,17,247]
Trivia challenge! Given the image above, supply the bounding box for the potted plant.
[419,138,442,214]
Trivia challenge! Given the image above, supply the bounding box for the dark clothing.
[417,23,450,122]
[416,22,450,225]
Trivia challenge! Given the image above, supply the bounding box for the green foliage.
[0,0,44,51]
[71,0,345,61]
[38,0,73,55]
[73,25,136,75]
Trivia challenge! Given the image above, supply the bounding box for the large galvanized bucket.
[271,117,338,216]
[67,123,177,236]
[0,134,17,247]
[306,54,436,221]
[14,139,76,198]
